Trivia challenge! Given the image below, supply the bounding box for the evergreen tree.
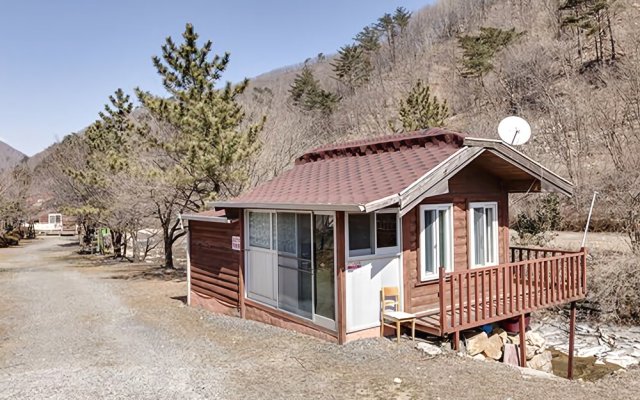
[331,44,372,92]
[354,26,381,52]
[398,80,449,131]
[376,13,398,62]
[458,27,525,79]
[393,7,412,34]
[67,89,143,259]
[289,65,340,115]
[559,0,617,65]
[135,23,263,268]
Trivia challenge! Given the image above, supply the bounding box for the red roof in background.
[222,128,466,209]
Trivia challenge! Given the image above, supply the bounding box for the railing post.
[568,301,577,379]
[580,247,587,294]
[439,266,446,333]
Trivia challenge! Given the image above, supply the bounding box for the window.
[420,204,453,281]
[248,211,271,249]
[376,212,398,249]
[469,202,499,267]
[348,211,399,258]
[348,214,374,257]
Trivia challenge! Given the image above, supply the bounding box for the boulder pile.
[464,327,553,373]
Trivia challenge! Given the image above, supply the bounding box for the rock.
[577,345,610,358]
[472,353,486,361]
[508,335,520,345]
[528,351,553,373]
[515,365,561,381]
[393,378,402,384]
[527,331,546,350]
[483,334,504,360]
[605,355,640,369]
[526,345,537,361]
[465,332,489,356]
[493,328,508,343]
[416,342,442,356]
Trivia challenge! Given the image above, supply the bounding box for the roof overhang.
[209,201,366,212]
[180,213,235,224]
[396,138,574,216]
[463,137,573,196]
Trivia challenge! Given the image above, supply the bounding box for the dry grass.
[588,250,640,324]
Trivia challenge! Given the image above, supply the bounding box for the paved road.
[0,237,225,399]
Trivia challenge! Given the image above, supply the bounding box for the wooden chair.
[380,286,416,343]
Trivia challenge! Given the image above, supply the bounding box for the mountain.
[0,140,26,171]
[24,0,640,231]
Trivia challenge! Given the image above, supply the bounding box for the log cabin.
[182,128,586,354]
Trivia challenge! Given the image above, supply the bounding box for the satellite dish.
[498,116,531,146]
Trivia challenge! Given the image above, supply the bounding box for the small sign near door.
[231,236,241,251]
[347,262,361,271]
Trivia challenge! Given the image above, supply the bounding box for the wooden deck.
[414,247,588,337]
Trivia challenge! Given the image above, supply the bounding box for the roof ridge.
[296,128,466,164]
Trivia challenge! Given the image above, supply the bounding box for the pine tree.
[66,89,142,259]
[398,80,449,132]
[393,7,412,35]
[376,13,398,62]
[354,26,381,52]
[289,65,340,115]
[559,0,617,65]
[135,23,263,268]
[331,44,372,92]
[458,27,525,79]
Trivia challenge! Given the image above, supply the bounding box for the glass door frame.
[243,209,337,331]
[312,211,337,331]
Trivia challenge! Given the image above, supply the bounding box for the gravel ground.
[1,237,640,400]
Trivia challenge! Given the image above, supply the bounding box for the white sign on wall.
[231,236,241,251]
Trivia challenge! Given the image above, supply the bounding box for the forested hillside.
[239,0,639,245]
[0,141,25,171]
[3,0,639,262]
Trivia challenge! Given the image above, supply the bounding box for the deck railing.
[438,248,587,334]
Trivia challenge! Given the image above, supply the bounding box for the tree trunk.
[163,229,174,269]
[606,11,616,60]
[131,230,140,262]
[113,230,122,258]
[122,232,128,259]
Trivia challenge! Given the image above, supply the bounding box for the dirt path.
[1,238,640,399]
[0,237,227,399]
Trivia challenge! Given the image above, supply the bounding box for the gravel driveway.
[1,237,640,399]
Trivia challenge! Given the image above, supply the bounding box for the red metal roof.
[222,129,466,209]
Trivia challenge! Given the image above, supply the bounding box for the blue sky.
[0,0,431,156]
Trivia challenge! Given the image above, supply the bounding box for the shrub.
[589,252,640,323]
[513,194,562,246]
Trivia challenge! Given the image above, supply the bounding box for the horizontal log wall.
[189,220,241,307]
[403,167,510,315]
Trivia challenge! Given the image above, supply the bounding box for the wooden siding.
[403,167,511,315]
[189,220,241,307]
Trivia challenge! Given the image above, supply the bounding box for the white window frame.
[419,204,454,282]
[468,201,499,268]
[346,210,400,260]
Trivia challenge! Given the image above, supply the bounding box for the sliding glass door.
[313,214,335,328]
[246,210,336,330]
[277,212,313,319]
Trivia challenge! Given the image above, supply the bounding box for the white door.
[345,255,401,333]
